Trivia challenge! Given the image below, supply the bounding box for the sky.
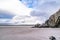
[0,0,60,25]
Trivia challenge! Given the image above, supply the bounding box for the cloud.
[28,0,60,24]
[0,10,14,19]
[0,0,35,24]
[20,0,34,8]
[34,0,60,12]
[20,0,60,15]
[0,0,46,24]
[10,15,42,24]
[30,10,49,24]
[0,19,11,23]
[0,0,60,24]
[10,0,60,24]
[30,10,48,17]
[20,0,45,8]
[0,0,32,16]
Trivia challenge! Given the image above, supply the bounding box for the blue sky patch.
[20,0,38,8]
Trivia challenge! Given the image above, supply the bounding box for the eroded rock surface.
[33,9,60,28]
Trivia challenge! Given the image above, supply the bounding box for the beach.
[0,27,60,40]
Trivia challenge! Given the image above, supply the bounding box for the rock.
[32,23,41,28]
[41,9,60,28]
[49,36,56,40]
[33,9,60,28]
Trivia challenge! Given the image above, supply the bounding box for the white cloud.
[0,0,39,24]
[0,19,11,23]
[10,15,42,24]
[0,0,32,16]
[0,0,60,25]
[30,0,60,24]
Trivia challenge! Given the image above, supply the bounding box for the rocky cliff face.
[41,9,60,28]
[33,9,60,28]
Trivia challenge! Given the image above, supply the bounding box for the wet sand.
[0,27,60,40]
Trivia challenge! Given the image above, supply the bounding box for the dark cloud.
[43,1,59,7]
[0,10,14,19]
[30,10,48,17]
[36,0,60,10]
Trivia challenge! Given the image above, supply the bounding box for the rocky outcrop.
[33,9,60,28]
[32,23,41,28]
[41,9,60,28]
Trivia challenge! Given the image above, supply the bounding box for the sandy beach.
[0,27,60,40]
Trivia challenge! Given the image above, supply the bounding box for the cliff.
[33,9,60,28]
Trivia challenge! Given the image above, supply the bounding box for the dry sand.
[0,27,60,40]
